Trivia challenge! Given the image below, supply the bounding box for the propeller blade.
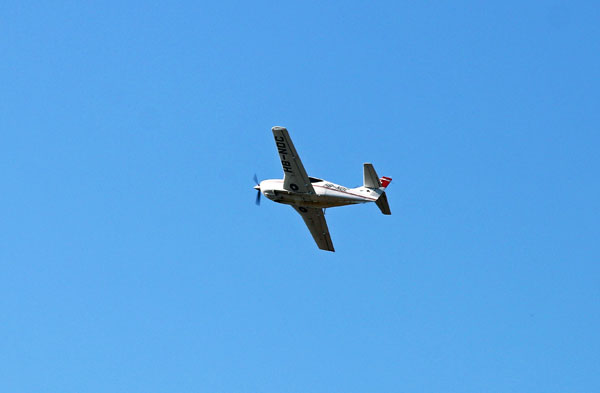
[253,174,261,205]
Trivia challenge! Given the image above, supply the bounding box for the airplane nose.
[253,185,260,191]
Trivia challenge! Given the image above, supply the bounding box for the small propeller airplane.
[253,126,392,252]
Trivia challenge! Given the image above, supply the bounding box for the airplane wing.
[272,126,315,194]
[292,206,335,252]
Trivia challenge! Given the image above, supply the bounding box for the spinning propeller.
[253,174,261,206]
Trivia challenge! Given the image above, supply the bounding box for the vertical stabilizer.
[379,176,392,189]
[362,163,392,215]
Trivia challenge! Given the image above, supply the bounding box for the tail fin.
[363,163,392,215]
[379,176,392,189]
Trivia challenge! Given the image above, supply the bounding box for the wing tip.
[319,245,336,252]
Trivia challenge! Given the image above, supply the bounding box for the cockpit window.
[309,177,323,183]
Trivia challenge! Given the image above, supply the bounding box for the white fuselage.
[259,178,381,208]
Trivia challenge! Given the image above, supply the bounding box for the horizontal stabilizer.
[363,163,381,188]
[375,192,391,215]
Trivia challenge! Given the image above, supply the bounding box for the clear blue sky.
[1,1,599,392]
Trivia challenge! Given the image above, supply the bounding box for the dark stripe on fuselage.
[312,184,377,201]
[269,179,378,201]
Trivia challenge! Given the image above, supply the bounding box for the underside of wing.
[272,126,315,194]
[292,206,335,252]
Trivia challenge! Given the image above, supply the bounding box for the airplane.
[253,126,392,252]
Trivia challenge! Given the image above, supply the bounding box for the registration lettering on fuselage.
[324,183,348,192]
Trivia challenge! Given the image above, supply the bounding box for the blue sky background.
[1,1,599,392]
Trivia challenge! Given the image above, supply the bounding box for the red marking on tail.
[380,176,392,188]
